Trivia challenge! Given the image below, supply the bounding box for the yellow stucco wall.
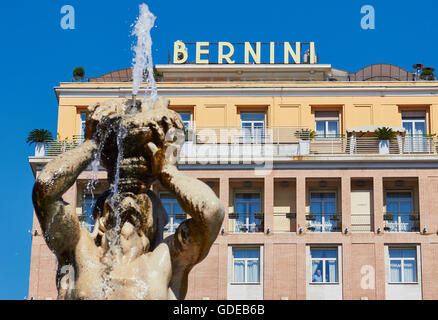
[56,81,438,139]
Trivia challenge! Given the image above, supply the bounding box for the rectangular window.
[160,193,186,233]
[81,195,97,232]
[385,191,414,232]
[177,111,192,130]
[311,248,338,283]
[389,248,417,283]
[234,193,263,233]
[232,248,260,284]
[80,112,87,141]
[240,112,265,143]
[309,192,338,232]
[402,112,427,153]
[315,111,339,138]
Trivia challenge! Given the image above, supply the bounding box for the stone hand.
[85,100,126,141]
[146,127,185,177]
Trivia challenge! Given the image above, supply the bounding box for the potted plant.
[383,213,394,221]
[26,129,53,156]
[374,127,396,154]
[228,212,239,219]
[73,67,85,81]
[409,213,419,221]
[306,213,316,221]
[295,129,315,155]
[254,212,264,220]
[286,213,296,219]
[330,213,341,221]
[423,133,436,153]
[420,67,436,81]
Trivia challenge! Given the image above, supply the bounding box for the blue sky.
[0,0,437,299]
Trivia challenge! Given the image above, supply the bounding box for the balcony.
[182,129,438,162]
[306,213,342,233]
[33,129,438,161]
[383,212,420,232]
[229,213,264,233]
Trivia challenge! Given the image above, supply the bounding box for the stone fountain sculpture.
[32,97,224,299]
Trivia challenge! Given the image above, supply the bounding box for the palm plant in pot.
[295,129,315,155]
[26,129,53,156]
[374,127,396,154]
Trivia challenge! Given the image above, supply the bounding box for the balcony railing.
[42,136,83,157]
[229,213,264,233]
[383,212,420,232]
[36,129,438,158]
[306,213,342,232]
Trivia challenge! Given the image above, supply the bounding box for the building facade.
[28,63,438,300]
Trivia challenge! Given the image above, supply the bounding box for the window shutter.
[402,110,426,118]
[315,111,339,121]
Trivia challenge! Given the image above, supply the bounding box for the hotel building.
[28,61,438,300]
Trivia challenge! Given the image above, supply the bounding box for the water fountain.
[31,3,224,300]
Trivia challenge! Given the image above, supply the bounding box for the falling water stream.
[86,3,158,242]
[63,3,164,297]
[131,3,158,109]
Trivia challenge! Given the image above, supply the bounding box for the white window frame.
[81,194,98,232]
[233,191,263,233]
[80,112,87,140]
[385,190,414,233]
[309,191,338,233]
[240,112,266,143]
[315,111,339,139]
[402,116,427,153]
[310,247,339,284]
[402,117,426,136]
[159,192,184,234]
[388,247,418,284]
[177,111,192,130]
[231,247,261,284]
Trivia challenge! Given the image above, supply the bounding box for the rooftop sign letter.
[173,40,188,64]
[218,42,235,64]
[196,42,210,64]
[284,42,301,64]
[244,42,261,64]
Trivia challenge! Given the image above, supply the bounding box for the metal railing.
[38,130,438,157]
[229,213,264,233]
[306,213,342,232]
[43,136,83,157]
[383,212,420,232]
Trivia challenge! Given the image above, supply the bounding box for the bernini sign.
[173,41,317,64]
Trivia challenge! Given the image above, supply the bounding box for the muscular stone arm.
[32,140,98,257]
[159,164,224,299]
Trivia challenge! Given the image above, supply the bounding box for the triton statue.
[32,97,224,300]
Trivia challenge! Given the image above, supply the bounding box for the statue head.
[86,97,184,245]
[87,97,185,191]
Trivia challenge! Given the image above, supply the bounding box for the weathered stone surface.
[32,97,224,300]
